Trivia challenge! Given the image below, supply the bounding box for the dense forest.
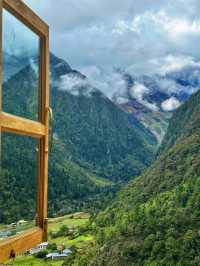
[70,90,200,265]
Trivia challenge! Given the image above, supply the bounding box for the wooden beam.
[37,31,50,241]
[0,0,2,113]
[3,0,49,37]
[0,228,43,263]
[0,112,46,138]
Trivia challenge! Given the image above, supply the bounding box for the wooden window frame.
[0,0,49,262]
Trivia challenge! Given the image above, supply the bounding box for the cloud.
[58,73,93,96]
[24,0,200,74]
[161,97,181,111]
[25,0,167,31]
[127,54,200,76]
[155,77,182,95]
[29,59,39,76]
[114,96,129,105]
[157,55,200,75]
[130,82,159,111]
[80,66,127,100]
[20,0,200,107]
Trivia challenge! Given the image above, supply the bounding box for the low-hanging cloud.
[130,82,159,111]
[161,97,181,111]
[58,73,93,96]
[80,66,127,100]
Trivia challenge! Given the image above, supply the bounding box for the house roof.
[46,252,68,258]
[38,242,48,246]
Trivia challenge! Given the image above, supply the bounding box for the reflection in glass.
[2,10,40,121]
[0,133,38,241]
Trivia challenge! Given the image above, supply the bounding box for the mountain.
[3,52,31,81]
[50,54,157,181]
[0,54,157,223]
[112,67,200,143]
[77,89,200,265]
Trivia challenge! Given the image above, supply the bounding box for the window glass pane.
[0,132,38,241]
[2,9,40,121]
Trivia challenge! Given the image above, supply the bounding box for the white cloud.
[115,96,129,105]
[127,54,200,76]
[21,0,200,105]
[155,78,182,94]
[145,10,200,37]
[80,66,127,100]
[24,0,200,74]
[29,58,38,76]
[58,74,93,96]
[161,97,181,111]
[130,83,159,111]
[158,55,200,75]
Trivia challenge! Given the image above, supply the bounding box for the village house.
[17,220,28,226]
[46,249,71,261]
[29,242,49,255]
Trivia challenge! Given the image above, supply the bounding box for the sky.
[23,0,200,74]
[6,0,200,110]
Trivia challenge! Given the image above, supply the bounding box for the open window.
[0,0,50,262]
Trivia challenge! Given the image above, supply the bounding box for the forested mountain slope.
[76,90,200,266]
[0,54,156,223]
[50,54,157,181]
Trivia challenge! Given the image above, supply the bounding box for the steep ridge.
[77,90,200,266]
[50,54,157,181]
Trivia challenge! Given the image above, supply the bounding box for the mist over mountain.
[50,53,157,181]
[80,62,200,143]
[4,51,200,145]
[114,67,200,142]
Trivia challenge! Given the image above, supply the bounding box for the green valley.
[1,1,200,265]
[0,54,157,224]
[70,91,200,265]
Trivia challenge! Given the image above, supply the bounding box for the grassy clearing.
[49,212,93,248]
[86,173,114,186]
[51,234,93,248]
[49,212,89,232]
